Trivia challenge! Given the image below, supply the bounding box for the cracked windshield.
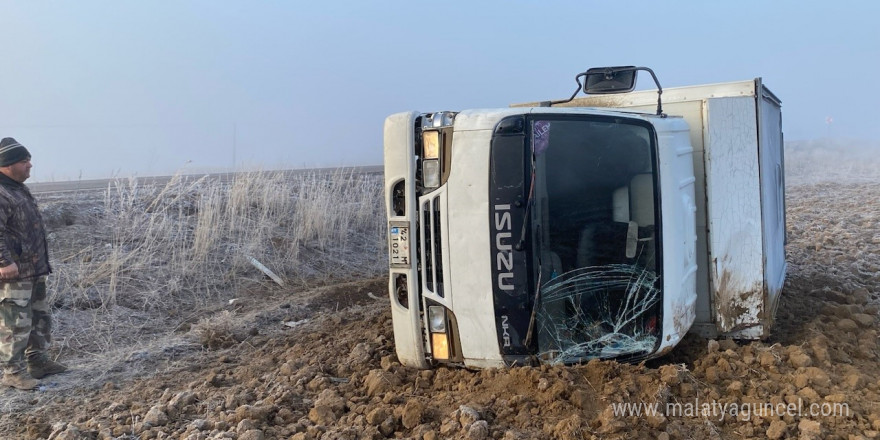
[531,117,661,363]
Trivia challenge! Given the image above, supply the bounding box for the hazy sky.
[2,1,878,181]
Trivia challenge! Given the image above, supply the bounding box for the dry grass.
[40,169,386,360]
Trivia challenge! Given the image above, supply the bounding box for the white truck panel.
[704,97,765,334]
[453,109,524,132]
[653,118,698,353]
[445,128,505,366]
[758,88,786,332]
[383,111,429,368]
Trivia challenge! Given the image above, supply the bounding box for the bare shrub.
[190,310,242,349]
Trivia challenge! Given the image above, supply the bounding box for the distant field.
[28,165,384,194]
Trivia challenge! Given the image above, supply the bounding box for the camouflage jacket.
[0,173,51,280]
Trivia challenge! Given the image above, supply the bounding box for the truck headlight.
[422,160,440,188]
[421,130,441,189]
[422,131,440,159]
[427,304,453,361]
[431,333,449,360]
[428,305,446,332]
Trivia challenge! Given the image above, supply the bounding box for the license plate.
[390,224,410,267]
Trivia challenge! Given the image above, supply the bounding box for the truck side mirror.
[552,65,664,115]
[584,67,638,94]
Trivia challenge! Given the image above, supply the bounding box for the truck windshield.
[529,116,662,363]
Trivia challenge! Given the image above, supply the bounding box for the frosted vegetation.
[38,169,385,359]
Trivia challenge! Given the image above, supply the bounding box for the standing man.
[0,137,65,390]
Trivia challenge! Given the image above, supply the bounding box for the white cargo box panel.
[513,79,785,339]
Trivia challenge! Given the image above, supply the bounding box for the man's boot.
[1,369,39,390]
[28,356,68,379]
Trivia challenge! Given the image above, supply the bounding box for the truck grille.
[420,195,444,297]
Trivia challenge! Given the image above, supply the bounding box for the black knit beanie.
[0,138,31,167]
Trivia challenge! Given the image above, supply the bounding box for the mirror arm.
[543,72,588,107]
[633,67,664,116]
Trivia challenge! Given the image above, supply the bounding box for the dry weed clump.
[43,169,386,353]
[190,310,244,349]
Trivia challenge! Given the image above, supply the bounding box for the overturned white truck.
[384,67,785,368]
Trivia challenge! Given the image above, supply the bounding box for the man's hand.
[0,263,19,280]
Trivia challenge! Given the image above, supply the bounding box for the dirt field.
[1,144,879,440]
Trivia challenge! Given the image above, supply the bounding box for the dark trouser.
[0,277,50,373]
